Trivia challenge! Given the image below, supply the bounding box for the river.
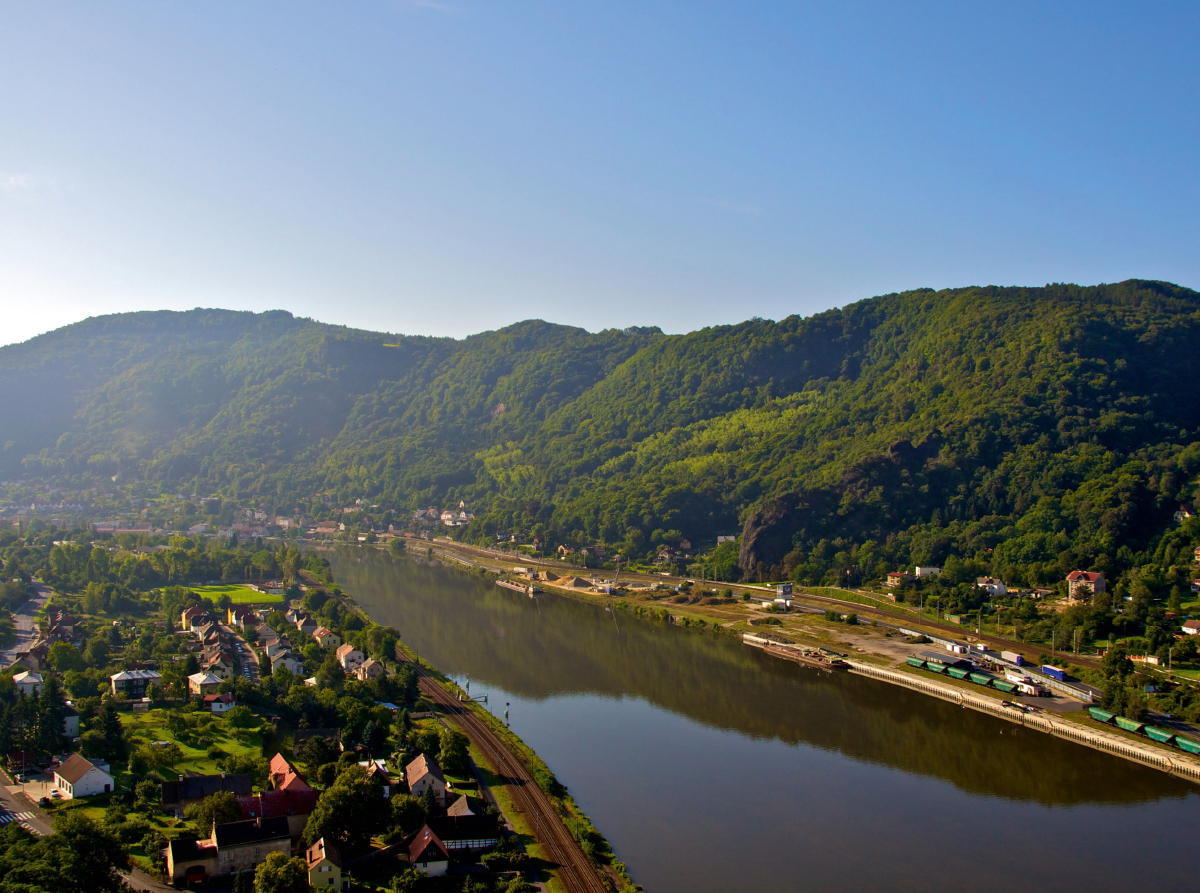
[329,548,1200,892]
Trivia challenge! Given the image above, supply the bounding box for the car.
[50,789,61,798]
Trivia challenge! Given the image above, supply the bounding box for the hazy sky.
[2,1,1197,346]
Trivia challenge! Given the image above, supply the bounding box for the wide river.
[330,548,1200,892]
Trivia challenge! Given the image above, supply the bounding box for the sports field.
[189,583,283,604]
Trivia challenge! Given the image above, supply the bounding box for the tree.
[36,676,66,754]
[304,764,388,853]
[390,867,421,893]
[224,705,258,729]
[186,791,243,834]
[254,852,310,893]
[438,727,469,775]
[315,654,345,691]
[300,734,338,770]
[389,793,427,837]
[47,641,85,673]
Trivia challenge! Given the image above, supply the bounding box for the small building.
[166,837,218,886]
[921,651,972,670]
[335,643,364,671]
[53,753,113,799]
[181,607,209,631]
[12,670,44,696]
[1066,570,1106,604]
[202,649,236,680]
[358,759,393,798]
[269,753,312,792]
[775,582,793,597]
[408,825,450,878]
[239,789,319,838]
[269,651,304,676]
[405,753,448,807]
[914,566,941,578]
[296,617,318,638]
[447,794,484,817]
[307,837,347,890]
[313,627,342,650]
[204,692,237,715]
[975,576,1008,597]
[1182,619,1200,636]
[110,669,163,698]
[188,672,223,696]
[355,658,385,681]
[884,571,913,588]
[63,703,80,739]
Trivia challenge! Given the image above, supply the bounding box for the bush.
[224,705,257,728]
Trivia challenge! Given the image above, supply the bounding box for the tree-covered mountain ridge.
[4,279,1200,584]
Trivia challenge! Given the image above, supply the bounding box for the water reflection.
[330,549,1199,893]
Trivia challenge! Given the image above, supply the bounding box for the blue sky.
[2,1,1197,346]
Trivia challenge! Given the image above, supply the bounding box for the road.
[415,668,611,893]
[0,580,51,669]
[221,623,260,683]
[0,766,53,836]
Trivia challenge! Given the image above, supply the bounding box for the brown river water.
[329,548,1199,892]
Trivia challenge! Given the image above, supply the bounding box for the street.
[0,580,51,669]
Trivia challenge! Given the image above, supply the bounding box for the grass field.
[118,707,265,776]
[189,583,283,604]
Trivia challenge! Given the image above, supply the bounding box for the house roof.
[408,826,449,863]
[314,627,335,638]
[239,789,319,820]
[405,753,445,788]
[1066,570,1104,582]
[213,816,291,848]
[269,753,312,792]
[188,672,222,685]
[306,837,342,869]
[160,772,253,805]
[427,814,501,842]
[56,753,107,784]
[335,643,361,658]
[111,669,163,682]
[1183,619,1200,631]
[12,671,42,684]
[203,692,235,705]
[167,836,213,863]
[447,794,483,817]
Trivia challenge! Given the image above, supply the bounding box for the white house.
[270,651,304,675]
[1182,619,1200,636]
[976,576,1008,597]
[12,670,44,696]
[335,644,364,671]
[188,672,223,696]
[405,754,448,807]
[54,753,113,799]
[914,566,941,578]
[204,692,237,715]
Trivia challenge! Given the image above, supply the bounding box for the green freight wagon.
[969,673,992,686]
[1088,707,1116,724]
[1145,727,1176,744]
[907,656,926,668]
[1175,736,1200,755]
[947,667,970,679]
[1115,716,1146,734]
[993,680,1016,693]
[925,662,948,674]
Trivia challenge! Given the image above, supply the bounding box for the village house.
[188,672,223,696]
[202,648,237,679]
[166,816,291,885]
[53,753,113,799]
[313,627,341,649]
[405,754,448,807]
[63,703,80,738]
[296,616,318,638]
[447,794,484,817]
[307,837,348,890]
[358,759,393,797]
[204,692,237,715]
[408,826,450,878]
[355,658,385,681]
[884,571,913,588]
[110,669,162,698]
[1066,570,1106,604]
[426,814,502,854]
[227,606,255,627]
[914,566,942,578]
[180,607,209,631]
[1182,619,1200,636]
[335,643,364,671]
[269,651,304,676]
[12,670,44,696]
[976,576,1008,597]
[269,753,313,792]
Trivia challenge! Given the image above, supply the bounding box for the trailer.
[1001,651,1024,666]
[1041,665,1067,682]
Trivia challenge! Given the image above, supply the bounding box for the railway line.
[414,669,612,893]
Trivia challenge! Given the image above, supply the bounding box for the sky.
[2,1,1198,346]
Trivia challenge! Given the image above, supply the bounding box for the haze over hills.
[4,279,1200,584]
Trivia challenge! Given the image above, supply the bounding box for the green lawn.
[189,583,283,605]
[119,707,266,777]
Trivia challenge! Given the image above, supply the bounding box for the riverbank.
[404,540,1200,787]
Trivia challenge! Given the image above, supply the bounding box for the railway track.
[415,671,612,893]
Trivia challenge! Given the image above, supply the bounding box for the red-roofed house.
[269,753,312,792]
[1066,570,1106,604]
[1182,619,1200,636]
[203,692,236,715]
[239,788,319,837]
[408,826,449,877]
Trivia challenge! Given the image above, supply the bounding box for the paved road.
[0,767,53,836]
[0,580,51,669]
[221,623,260,683]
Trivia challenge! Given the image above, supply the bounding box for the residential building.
[313,627,341,650]
[110,669,162,698]
[884,571,913,588]
[447,794,484,817]
[63,703,80,738]
[335,643,364,671]
[204,692,237,715]
[269,753,312,792]
[307,838,347,890]
[213,816,292,877]
[238,789,319,838]
[53,754,113,799]
[181,607,209,631]
[355,658,385,681]
[269,651,303,676]
[202,649,236,680]
[975,577,1008,597]
[188,672,223,696]
[914,566,941,578]
[1182,619,1200,636]
[405,754,448,807]
[12,670,44,696]
[1066,570,1106,604]
[408,826,450,878]
[426,815,502,853]
[358,759,392,797]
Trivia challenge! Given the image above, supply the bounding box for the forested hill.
[4,280,1200,585]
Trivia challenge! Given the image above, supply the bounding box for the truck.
[1001,651,1024,666]
[1041,665,1067,682]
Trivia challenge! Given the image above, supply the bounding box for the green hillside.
[4,280,1200,589]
